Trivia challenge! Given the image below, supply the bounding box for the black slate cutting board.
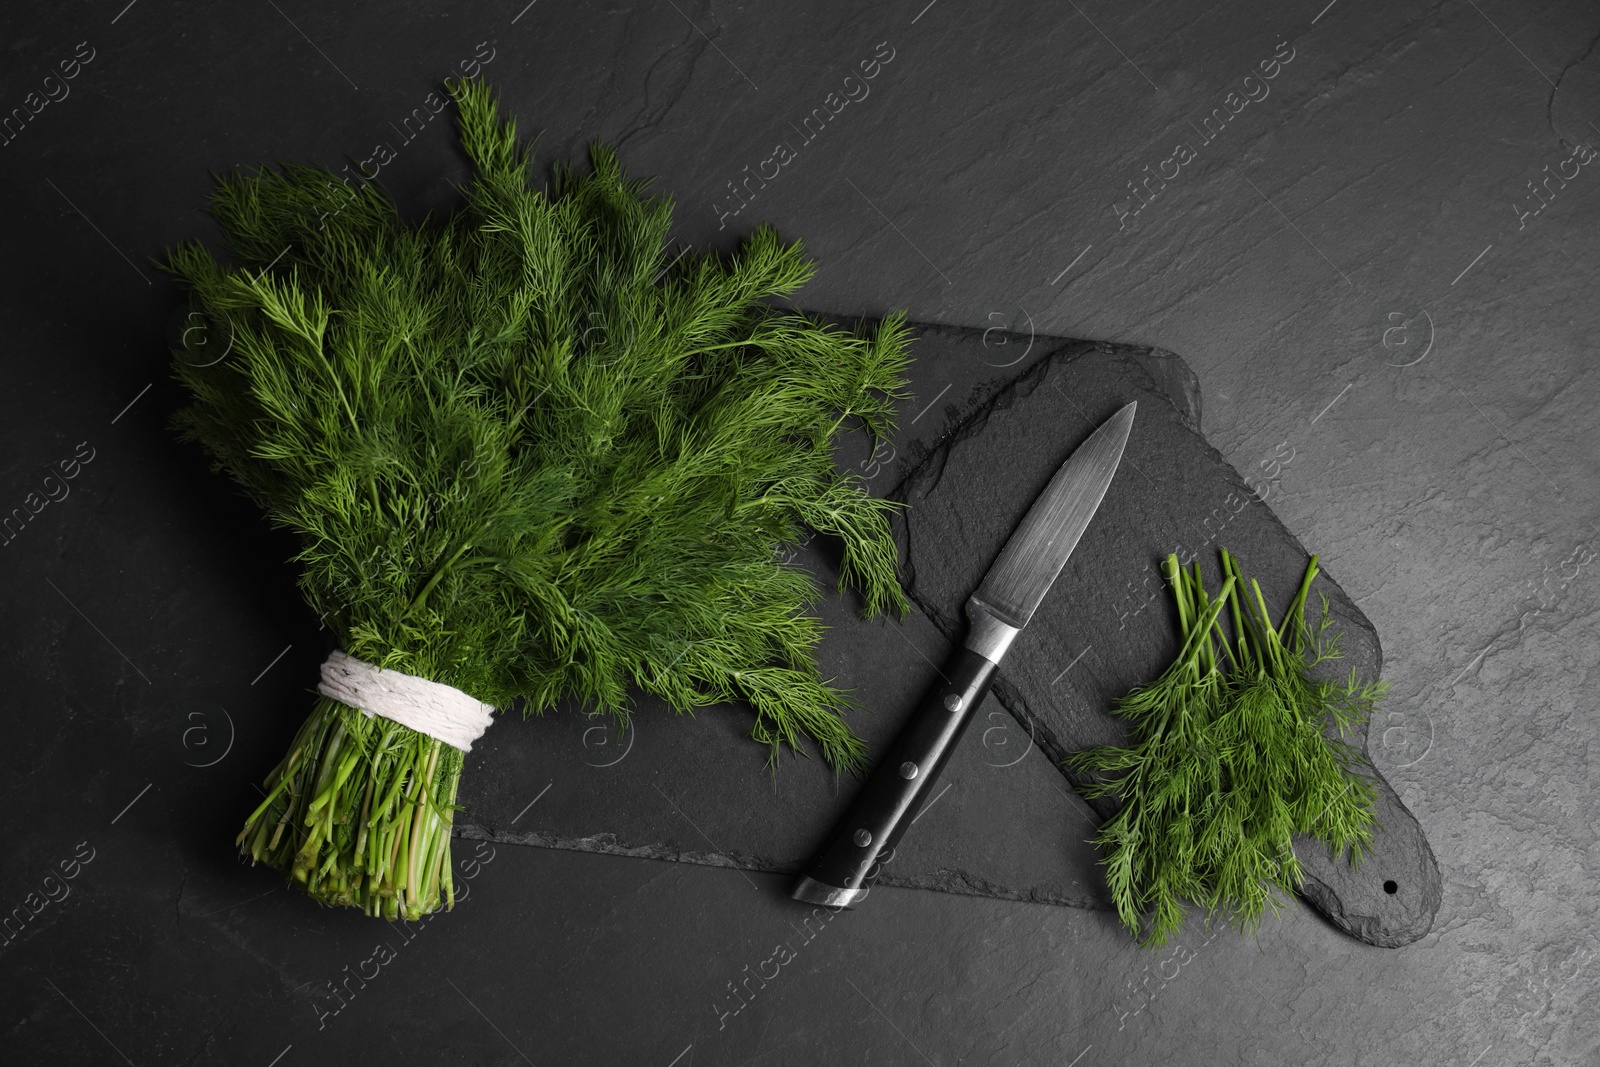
[453,316,1441,948]
[887,336,1441,948]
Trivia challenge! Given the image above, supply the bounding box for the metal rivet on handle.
[898,761,919,780]
[853,828,873,847]
[943,693,963,712]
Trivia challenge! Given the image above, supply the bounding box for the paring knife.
[792,401,1137,908]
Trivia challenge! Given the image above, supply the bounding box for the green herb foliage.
[162,77,913,917]
[1065,549,1383,949]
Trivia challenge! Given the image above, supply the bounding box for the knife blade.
[791,400,1137,907]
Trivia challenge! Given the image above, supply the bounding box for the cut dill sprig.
[162,77,913,917]
[1066,549,1383,949]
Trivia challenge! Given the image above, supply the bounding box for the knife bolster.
[789,875,864,908]
[965,601,1021,662]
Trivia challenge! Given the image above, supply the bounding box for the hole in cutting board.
[1383,880,1398,895]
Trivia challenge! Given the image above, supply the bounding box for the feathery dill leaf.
[1066,549,1383,949]
[162,77,913,917]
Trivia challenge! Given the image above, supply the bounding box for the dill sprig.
[1066,549,1383,949]
[161,77,913,917]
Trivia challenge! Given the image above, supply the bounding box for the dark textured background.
[2,1,1597,1064]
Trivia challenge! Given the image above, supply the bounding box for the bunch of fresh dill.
[160,77,913,918]
[1066,549,1383,949]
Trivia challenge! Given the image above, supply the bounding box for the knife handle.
[791,644,1000,908]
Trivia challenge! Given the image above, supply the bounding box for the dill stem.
[1164,555,1189,631]
[386,807,407,895]
[1189,562,1216,677]
[1281,555,1320,648]
[240,747,302,834]
[694,337,757,354]
[1249,579,1278,647]
[373,746,415,829]
[306,746,359,815]
[822,406,858,441]
[311,343,361,434]
[410,539,475,613]
[354,760,377,860]
[408,741,441,909]
[440,769,461,909]
[1223,554,1253,672]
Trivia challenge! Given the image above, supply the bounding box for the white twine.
[317,649,496,752]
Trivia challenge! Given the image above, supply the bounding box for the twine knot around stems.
[317,650,496,752]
